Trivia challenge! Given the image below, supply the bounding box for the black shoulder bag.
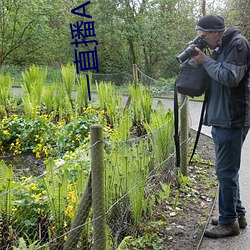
[175,58,208,97]
[174,58,210,168]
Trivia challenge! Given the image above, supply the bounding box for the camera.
[176,36,208,63]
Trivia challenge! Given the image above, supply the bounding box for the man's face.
[196,30,222,49]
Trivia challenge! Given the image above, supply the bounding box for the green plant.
[13,237,39,250]
[172,190,180,210]
[0,72,12,117]
[145,100,174,163]
[21,65,47,118]
[76,73,91,113]
[129,84,153,126]
[178,173,191,189]
[0,161,15,222]
[0,115,57,157]
[105,136,153,231]
[117,233,163,250]
[60,63,76,102]
[157,182,171,203]
[0,108,103,158]
[12,176,49,241]
[96,81,122,128]
[43,84,56,114]
[109,109,132,141]
[43,159,69,223]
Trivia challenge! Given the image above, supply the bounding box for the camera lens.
[176,44,198,63]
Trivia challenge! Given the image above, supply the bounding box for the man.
[192,15,250,238]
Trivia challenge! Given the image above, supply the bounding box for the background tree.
[0,0,75,66]
[1,0,241,81]
[220,0,250,39]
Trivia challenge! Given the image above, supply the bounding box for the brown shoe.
[211,214,247,229]
[204,222,240,238]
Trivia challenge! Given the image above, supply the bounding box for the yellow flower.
[36,152,41,159]
[71,195,76,204]
[14,149,22,155]
[32,193,42,201]
[65,205,74,218]
[43,147,49,157]
[26,183,37,191]
[3,130,9,135]
[12,207,17,212]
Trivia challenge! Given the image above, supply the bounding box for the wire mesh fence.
[0,64,191,249]
[0,115,189,249]
[1,64,175,97]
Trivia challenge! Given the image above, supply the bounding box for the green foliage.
[178,172,192,189]
[158,182,171,203]
[0,0,228,79]
[43,159,69,230]
[0,73,12,116]
[0,161,14,222]
[96,81,122,128]
[129,84,152,125]
[43,85,56,113]
[0,0,73,65]
[13,235,46,250]
[21,65,47,118]
[117,233,163,250]
[61,63,76,101]
[110,109,132,141]
[145,100,175,163]
[12,176,48,240]
[105,136,153,227]
[76,73,91,112]
[0,79,179,248]
[0,109,102,157]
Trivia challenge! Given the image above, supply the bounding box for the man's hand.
[192,47,207,64]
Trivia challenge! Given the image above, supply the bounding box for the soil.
[0,152,45,180]
[158,130,217,250]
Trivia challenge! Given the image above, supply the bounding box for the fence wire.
[0,66,192,249]
[0,120,180,249]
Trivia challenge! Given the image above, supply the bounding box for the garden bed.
[0,131,217,250]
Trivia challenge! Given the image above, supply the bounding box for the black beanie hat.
[195,15,225,32]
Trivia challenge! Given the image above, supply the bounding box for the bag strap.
[174,80,180,168]
[188,91,208,164]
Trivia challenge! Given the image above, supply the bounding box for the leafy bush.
[0,106,104,158]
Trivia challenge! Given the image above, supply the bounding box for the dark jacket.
[203,26,250,128]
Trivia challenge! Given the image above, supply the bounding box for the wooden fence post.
[91,124,106,250]
[133,63,138,86]
[180,94,188,176]
[63,175,92,250]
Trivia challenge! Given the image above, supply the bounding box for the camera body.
[176,36,208,63]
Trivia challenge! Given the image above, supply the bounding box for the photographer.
[192,15,250,238]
